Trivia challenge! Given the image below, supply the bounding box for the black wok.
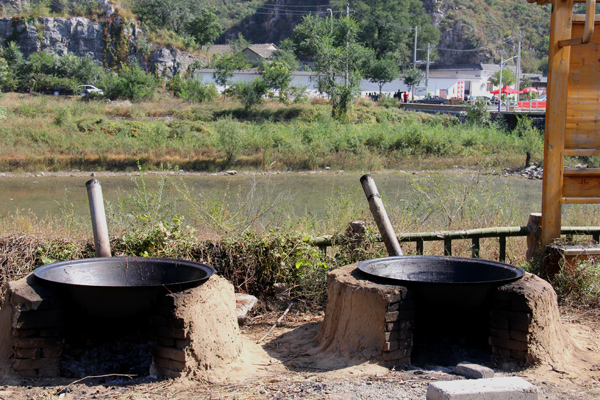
[34,257,215,318]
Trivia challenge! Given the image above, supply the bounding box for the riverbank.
[0,93,534,174]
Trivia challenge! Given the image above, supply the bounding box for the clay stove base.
[317,263,577,370]
[0,273,242,379]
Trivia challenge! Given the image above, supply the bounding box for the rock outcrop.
[0,15,204,76]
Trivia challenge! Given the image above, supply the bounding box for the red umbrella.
[490,86,518,95]
[519,87,538,94]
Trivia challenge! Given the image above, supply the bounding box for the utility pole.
[327,8,332,34]
[345,4,349,86]
[413,26,418,68]
[516,31,522,92]
[498,55,504,113]
[425,43,430,95]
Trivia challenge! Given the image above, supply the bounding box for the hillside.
[0,0,551,72]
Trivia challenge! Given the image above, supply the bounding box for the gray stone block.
[427,377,538,400]
[455,362,495,379]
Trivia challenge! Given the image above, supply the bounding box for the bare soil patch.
[0,305,599,399]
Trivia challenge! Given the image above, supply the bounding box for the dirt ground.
[0,305,599,400]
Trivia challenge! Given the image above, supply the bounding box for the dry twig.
[257,303,292,343]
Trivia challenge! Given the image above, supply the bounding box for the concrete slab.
[455,362,495,379]
[426,377,538,400]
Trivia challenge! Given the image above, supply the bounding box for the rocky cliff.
[0,15,204,76]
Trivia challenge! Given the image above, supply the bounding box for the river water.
[0,172,543,231]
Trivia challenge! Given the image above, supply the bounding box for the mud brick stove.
[0,258,242,379]
[317,259,574,369]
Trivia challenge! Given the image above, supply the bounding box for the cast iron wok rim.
[357,255,525,285]
[33,256,216,288]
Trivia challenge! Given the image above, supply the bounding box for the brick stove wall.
[319,264,573,370]
[0,273,242,379]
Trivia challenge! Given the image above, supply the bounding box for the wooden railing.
[312,214,600,263]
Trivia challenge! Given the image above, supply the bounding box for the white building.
[194,64,546,99]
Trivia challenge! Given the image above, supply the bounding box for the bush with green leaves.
[466,98,491,126]
[100,64,159,101]
[166,74,218,102]
[515,116,543,167]
[231,78,269,110]
[214,115,245,163]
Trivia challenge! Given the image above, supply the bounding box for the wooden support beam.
[541,0,574,253]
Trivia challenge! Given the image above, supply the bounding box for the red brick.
[382,348,410,361]
[384,341,398,352]
[152,346,186,363]
[386,320,414,331]
[158,337,175,347]
[489,337,528,352]
[14,338,63,349]
[490,328,510,339]
[509,330,529,342]
[12,358,59,371]
[508,312,532,324]
[510,320,531,332]
[175,339,189,350]
[12,329,40,338]
[157,368,183,379]
[385,312,399,322]
[153,326,187,340]
[41,347,63,358]
[14,348,41,359]
[153,357,186,371]
[511,350,528,361]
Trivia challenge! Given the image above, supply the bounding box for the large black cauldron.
[358,255,524,307]
[34,257,215,317]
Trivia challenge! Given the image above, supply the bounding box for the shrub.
[466,98,491,126]
[231,78,268,110]
[100,64,159,101]
[166,75,218,102]
[214,115,244,163]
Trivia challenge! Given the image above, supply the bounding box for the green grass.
[0,93,533,173]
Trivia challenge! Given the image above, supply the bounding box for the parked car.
[48,85,74,96]
[78,85,104,96]
[413,96,449,105]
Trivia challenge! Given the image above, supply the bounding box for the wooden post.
[541,0,573,252]
[86,177,112,258]
[360,175,403,256]
[526,213,543,261]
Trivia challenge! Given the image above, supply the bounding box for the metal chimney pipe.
[86,176,112,257]
[360,174,403,256]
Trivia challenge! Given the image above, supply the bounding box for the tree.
[489,68,516,87]
[364,58,400,95]
[211,53,249,91]
[133,0,200,34]
[402,67,423,95]
[331,0,440,63]
[293,14,371,119]
[187,8,223,47]
[260,61,292,102]
[231,78,268,110]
